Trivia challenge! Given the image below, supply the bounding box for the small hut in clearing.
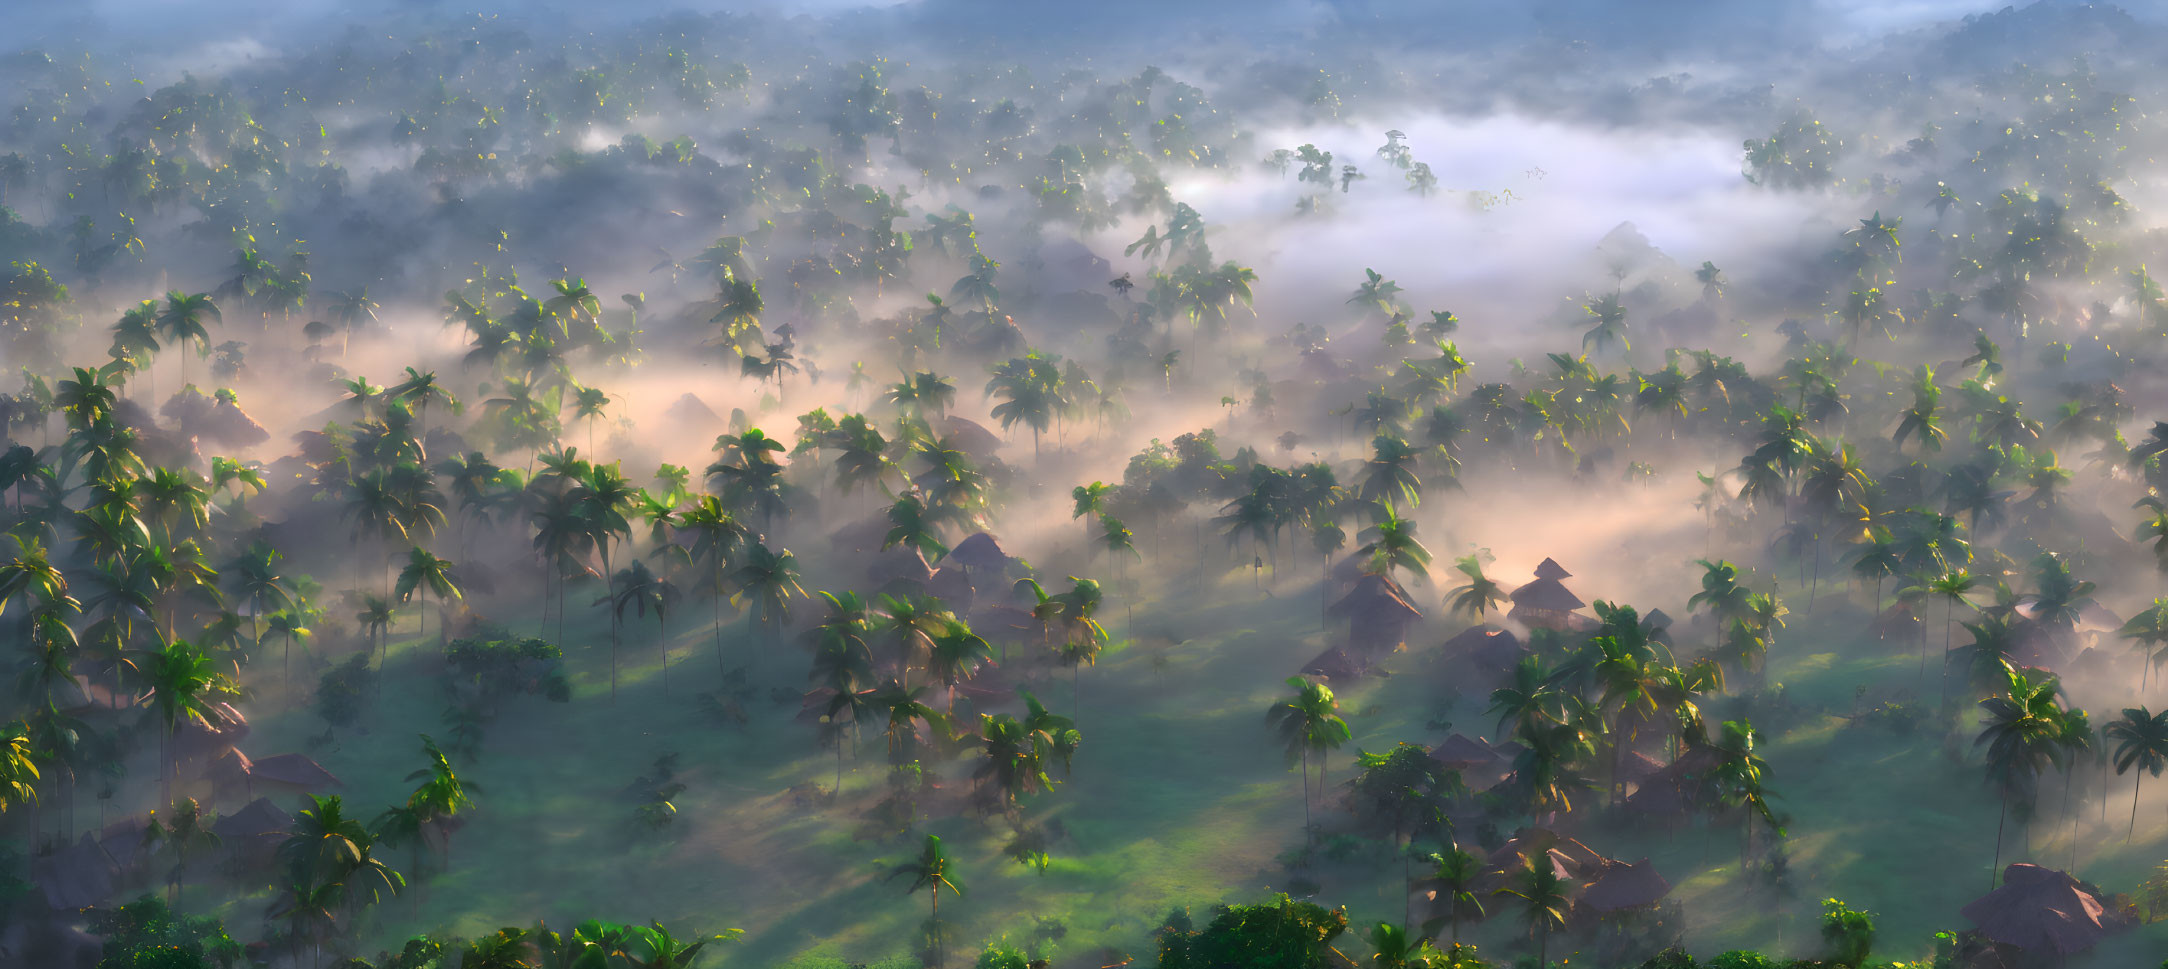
[1300,645,1368,681]
[1959,864,2115,958]
[1428,734,1500,772]
[212,797,292,870]
[1508,559,1589,632]
[33,833,116,912]
[947,533,1011,583]
[1328,573,1423,656]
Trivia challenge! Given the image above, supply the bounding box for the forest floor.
[86,548,2168,968]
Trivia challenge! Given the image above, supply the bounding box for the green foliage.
[314,652,375,732]
[90,895,243,969]
[444,636,570,701]
[976,940,1031,969]
[1818,898,1876,969]
[1156,895,1349,969]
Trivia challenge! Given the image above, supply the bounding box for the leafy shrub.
[315,653,375,735]
[444,636,569,701]
[89,894,243,969]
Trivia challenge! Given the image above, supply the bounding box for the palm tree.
[925,620,992,713]
[140,640,239,807]
[224,540,293,651]
[733,543,803,650]
[572,384,611,452]
[1495,858,1570,968]
[1445,555,1507,621]
[1489,655,1560,736]
[890,834,963,967]
[677,496,749,679]
[264,608,314,692]
[395,546,461,644]
[399,734,476,865]
[1366,923,1444,969]
[1976,662,2067,879]
[144,797,219,908]
[277,793,404,910]
[2122,599,2168,690]
[1266,675,1351,841]
[1420,846,1486,945]
[357,594,394,673]
[2107,707,2168,841]
[1707,719,1779,873]
[1357,503,1431,581]
[156,292,220,388]
[609,560,679,696]
[1072,481,1111,550]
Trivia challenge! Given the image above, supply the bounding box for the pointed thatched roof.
[1443,625,1525,668]
[1301,646,1367,680]
[1428,734,1500,770]
[1580,859,1672,912]
[173,704,249,762]
[1533,558,1572,580]
[929,566,975,601]
[33,833,115,911]
[1509,577,1585,613]
[1960,865,2110,957]
[1329,573,1422,621]
[662,393,723,430]
[1486,828,1609,879]
[212,797,291,842]
[99,816,154,871]
[943,416,1002,457]
[248,754,342,790]
[947,533,1010,573]
[207,748,253,783]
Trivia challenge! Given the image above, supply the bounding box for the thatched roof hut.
[173,703,249,766]
[1444,626,1528,680]
[943,416,1002,457]
[1960,864,2111,957]
[1625,747,1722,816]
[1301,645,1367,681]
[927,567,975,610]
[662,393,724,433]
[214,797,292,869]
[1428,734,1500,770]
[249,754,342,791]
[1329,573,1423,655]
[98,816,152,875]
[1509,577,1585,613]
[1487,828,1608,879]
[1508,561,1589,632]
[1580,859,1672,912]
[33,833,116,911]
[947,533,1011,574]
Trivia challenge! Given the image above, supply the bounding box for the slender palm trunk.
[2132,772,2144,841]
[659,612,671,697]
[1299,747,1313,844]
[1992,792,2007,888]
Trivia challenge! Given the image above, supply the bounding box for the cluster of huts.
[1311,557,2131,963]
[28,702,342,916]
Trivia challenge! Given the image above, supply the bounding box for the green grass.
[90,562,2168,968]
